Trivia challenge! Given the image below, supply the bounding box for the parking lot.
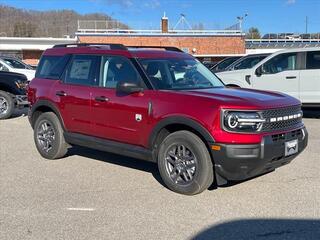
[1,110,320,240]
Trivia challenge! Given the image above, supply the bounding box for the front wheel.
[34,112,68,159]
[0,91,14,119]
[157,130,214,195]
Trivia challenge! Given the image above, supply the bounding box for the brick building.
[77,16,246,62]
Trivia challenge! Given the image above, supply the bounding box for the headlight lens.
[223,110,265,132]
[15,80,28,89]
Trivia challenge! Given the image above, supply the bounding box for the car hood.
[13,69,35,80]
[181,87,300,109]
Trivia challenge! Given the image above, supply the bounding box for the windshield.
[3,58,30,69]
[139,58,224,90]
[232,55,267,70]
[213,57,240,71]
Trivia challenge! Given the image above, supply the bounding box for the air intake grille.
[261,105,303,132]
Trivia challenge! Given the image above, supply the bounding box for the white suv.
[216,48,320,106]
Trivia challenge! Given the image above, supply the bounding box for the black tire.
[34,112,68,159]
[157,130,214,195]
[0,90,14,119]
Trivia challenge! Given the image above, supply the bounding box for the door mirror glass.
[116,81,144,94]
[255,66,263,76]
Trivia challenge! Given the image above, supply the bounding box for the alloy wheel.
[37,121,55,152]
[164,144,197,186]
[0,97,8,114]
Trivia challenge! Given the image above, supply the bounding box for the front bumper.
[15,95,29,107]
[211,127,308,183]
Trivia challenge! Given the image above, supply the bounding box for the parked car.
[202,61,217,70]
[0,56,36,81]
[224,53,270,72]
[27,43,308,195]
[210,56,242,73]
[0,71,29,119]
[216,48,320,106]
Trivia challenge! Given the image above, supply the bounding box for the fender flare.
[148,116,215,149]
[29,100,65,129]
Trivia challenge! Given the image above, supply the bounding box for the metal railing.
[76,20,244,36]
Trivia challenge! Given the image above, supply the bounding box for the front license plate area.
[285,139,298,156]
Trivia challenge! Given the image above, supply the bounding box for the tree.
[246,27,261,39]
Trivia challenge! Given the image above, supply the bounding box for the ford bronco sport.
[27,44,308,195]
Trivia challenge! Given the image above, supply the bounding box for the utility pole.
[305,16,308,34]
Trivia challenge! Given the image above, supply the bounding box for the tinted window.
[0,62,9,72]
[233,56,267,70]
[36,55,70,79]
[139,58,224,90]
[213,57,240,71]
[306,51,320,69]
[262,53,297,74]
[3,58,27,69]
[65,55,100,86]
[99,56,142,88]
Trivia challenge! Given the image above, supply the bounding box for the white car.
[216,47,320,106]
[0,56,36,81]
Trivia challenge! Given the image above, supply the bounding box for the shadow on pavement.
[67,146,165,187]
[9,108,28,119]
[191,219,320,240]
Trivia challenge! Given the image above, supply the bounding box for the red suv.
[27,44,308,195]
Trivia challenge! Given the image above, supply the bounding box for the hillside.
[0,5,128,38]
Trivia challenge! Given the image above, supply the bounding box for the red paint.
[28,46,303,148]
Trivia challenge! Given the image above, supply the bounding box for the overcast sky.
[1,0,319,34]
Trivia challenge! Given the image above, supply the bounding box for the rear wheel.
[34,112,68,159]
[0,91,14,119]
[157,130,214,195]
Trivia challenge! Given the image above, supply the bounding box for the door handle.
[286,76,297,79]
[95,96,109,102]
[56,91,67,96]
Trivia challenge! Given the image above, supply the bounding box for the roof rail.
[127,46,183,52]
[53,43,127,50]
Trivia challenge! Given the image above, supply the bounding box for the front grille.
[261,105,303,132]
[271,129,303,142]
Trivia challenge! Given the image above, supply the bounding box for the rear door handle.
[286,76,297,79]
[95,96,109,102]
[56,91,67,96]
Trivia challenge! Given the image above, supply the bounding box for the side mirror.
[255,66,263,77]
[116,81,144,94]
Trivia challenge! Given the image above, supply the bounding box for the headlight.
[15,80,28,89]
[222,110,266,133]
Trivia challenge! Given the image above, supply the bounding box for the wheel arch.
[30,100,65,130]
[149,116,215,158]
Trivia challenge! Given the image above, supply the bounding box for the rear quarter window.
[36,55,70,79]
[306,51,320,70]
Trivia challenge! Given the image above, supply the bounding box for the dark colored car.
[27,44,308,195]
[225,53,270,71]
[210,56,242,73]
[0,71,29,119]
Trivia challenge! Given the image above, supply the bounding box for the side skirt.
[64,132,155,162]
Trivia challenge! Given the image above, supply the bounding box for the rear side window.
[64,55,100,86]
[36,55,70,79]
[306,51,320,69]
